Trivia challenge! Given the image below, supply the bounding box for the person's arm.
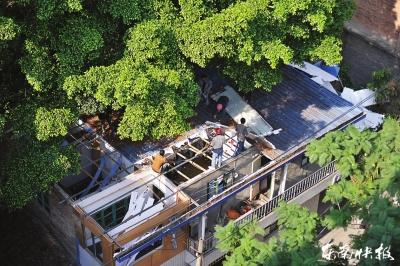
[207,138,215,151]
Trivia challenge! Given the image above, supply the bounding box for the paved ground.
[342,31,400,87]
[0,206,73,266]
[319,226,364,247]
[319,225,365,265]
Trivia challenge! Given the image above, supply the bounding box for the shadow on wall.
[352,0,400,44]
[343,0,400,87]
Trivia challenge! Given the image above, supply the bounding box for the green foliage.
[352,196,400,264]
[178,0,353,91]
[276,201,319,250]
[99,0,144,24]
[215,202,323,265]
[64,20,199,141]
[0,102,80,208]
[0,114,5,137]
[1,0,354,208]
[0,16,20,41]
[34,0,83,20]
[322,207,353,229]
[367,69,392,90]
[0,142,80,209]
[19,40,56,92]
[34,107,76,141]
[309,36,343,65]
[307,118,400,258]
[55,16,104,78]
[368,69,400,118]
[215,220,279,266]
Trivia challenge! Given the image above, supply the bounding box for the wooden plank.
[74,206,105,237]
[115,197,190,245]
[101,235,114,266]
[177,152,206,171]
[134,229,188,266]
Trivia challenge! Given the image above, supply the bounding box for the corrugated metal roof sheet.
[251,66,364,158]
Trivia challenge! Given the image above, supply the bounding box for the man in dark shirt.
[199,75,213,105]
[234,118,248,156]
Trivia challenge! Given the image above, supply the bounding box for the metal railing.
[187,160,338,255]
[187,235,215,255]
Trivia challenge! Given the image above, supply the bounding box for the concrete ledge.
[345,21,400,58]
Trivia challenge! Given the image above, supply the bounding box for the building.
[32,65,366,266]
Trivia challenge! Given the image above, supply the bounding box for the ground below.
[0,206,72,266]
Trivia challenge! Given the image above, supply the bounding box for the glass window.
[93,196,130,230]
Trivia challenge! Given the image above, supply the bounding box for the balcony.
[187,160,338,257]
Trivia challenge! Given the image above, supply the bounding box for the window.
[152,185,164,204]
[93,196,130,230]
[87,233,103,262]
[38,192,50,213]
[301,153,309,167]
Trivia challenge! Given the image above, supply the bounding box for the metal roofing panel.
[252,66,363,158]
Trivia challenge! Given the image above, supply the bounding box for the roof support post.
[196,214,207,266]
[279,163,289,194]
[268,171,276,199]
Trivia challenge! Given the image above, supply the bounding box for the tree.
[64,20,199,140]
[178,0,354,91]
[368,69,400,119]
[0,0,354,208]
[0,16,20,41]
[215,201,323,266]
[306,118,400,264]
[0,102,80,208]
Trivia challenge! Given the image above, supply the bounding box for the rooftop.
[252,65,364,158]
[60,64,366,262]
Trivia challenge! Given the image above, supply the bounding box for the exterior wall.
[343,0,400,86]
[160,251,186,266]
[31,187,80,260]
[301,193,320,213]
[350,0,400,53]
[134,230,188,266]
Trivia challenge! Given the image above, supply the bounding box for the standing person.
[199,75,213,105]
[234,118,248,156]
[210,128,226,169]
[151,150,174,173]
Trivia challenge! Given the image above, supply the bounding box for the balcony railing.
[187,234,215,255]
[187,160,338,255]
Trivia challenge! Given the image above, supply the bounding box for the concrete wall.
[343,0,400,86]
[302,193,320,213]
[31,187,80,260]
[350,0,400,54]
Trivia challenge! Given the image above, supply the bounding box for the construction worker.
[214,95,229,121]
[151,149,174,173]
[199,74,213,105]
[234,117,249,156]
[209,128,226,169]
